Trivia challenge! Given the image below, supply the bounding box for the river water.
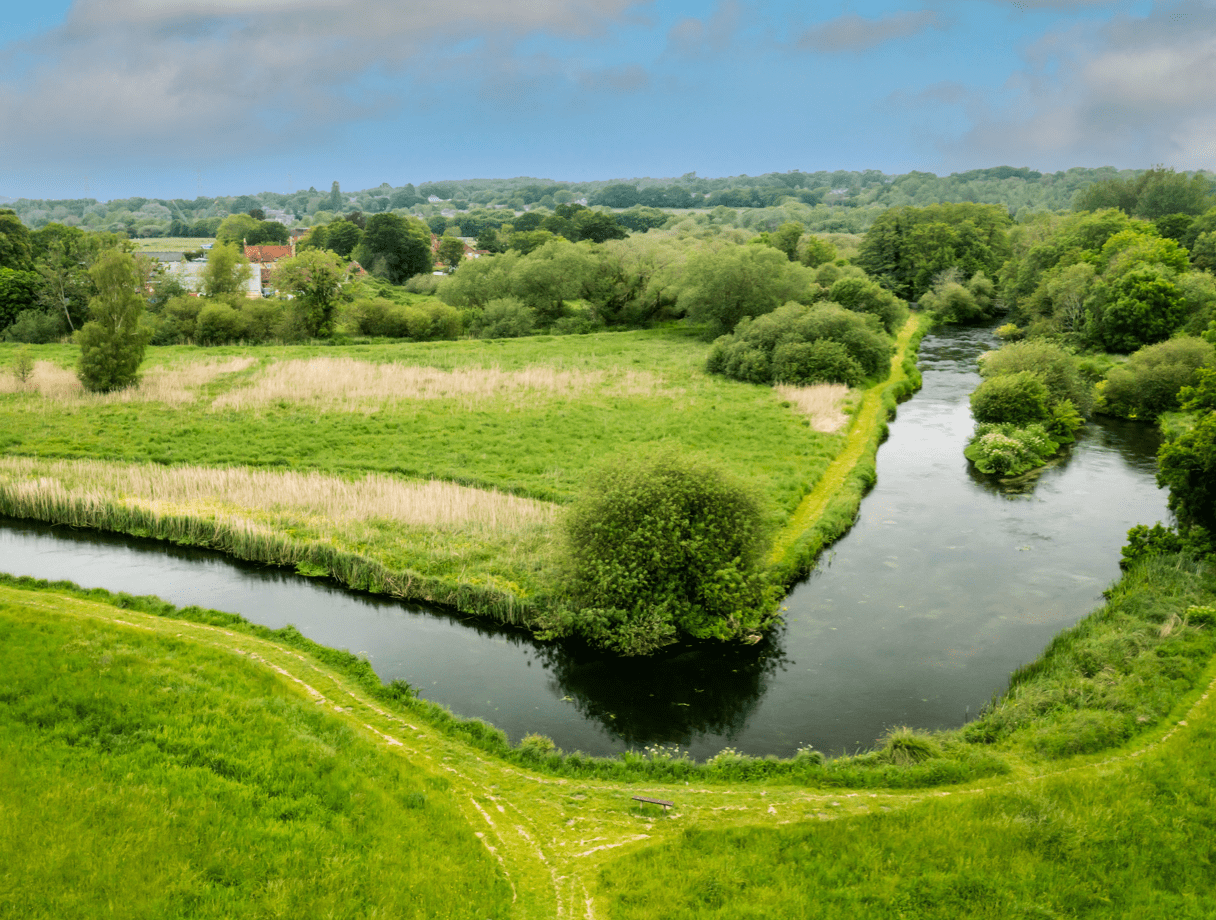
[0,325,1170,757]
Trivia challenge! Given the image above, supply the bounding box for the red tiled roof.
[244,244,294,263]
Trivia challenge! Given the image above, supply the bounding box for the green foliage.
[828,275,907,333]
[199,241,253,297]
[856,202,1011,300]
[978,339,1093,413]
[1158,411,1216,533]
[76,251,148,392]
[477,296,536,338]
[679,244,810,336]
[557,447,776,655]
[437,236,465,270]
[1074,165,1212,219]
[353,212,432,283]
[273,249,349,338]
[969,372,1051,426]
[9,346,34,384]
[1120,523,1213,569]
[0,209,33,271]
[707,302,892,386]
[2,308,61,343]
[0,267,41,330]
[195,299,247,345]
[965,422,1060,476]
[1091,265,1188,353]
[800,234,837,267]
[771,339,863,386]
[1098,336,1215,419]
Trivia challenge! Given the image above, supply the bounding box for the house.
[244,242,296,293]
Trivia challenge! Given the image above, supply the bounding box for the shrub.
[10,346,34,384]
[2,309,61,343]
[965,423,1060,476]
[970,372,1052,425]
[1098,336,1215,420]
[559,447,776,655]
[771,339,864,386]
[828,276,908,334]
[478,296,535,338]
[978,339,1093,414]
[195,301,246,345]
[707,302,891,387]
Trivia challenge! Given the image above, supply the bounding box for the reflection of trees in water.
[535,629,790,748]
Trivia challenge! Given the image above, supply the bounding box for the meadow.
[0,328,861,621]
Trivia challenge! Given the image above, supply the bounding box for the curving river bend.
[0,325,1170,757]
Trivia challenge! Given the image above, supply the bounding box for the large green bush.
[706,302,891,387]
[556,448,776,655]
[978,339,1094,413]
[1098,336,1215,419]
[970,371,1052,426]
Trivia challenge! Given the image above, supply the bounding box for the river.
[0,324,1170,757]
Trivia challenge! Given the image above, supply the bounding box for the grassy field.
[3,559,1214,918]
[0,328,868,621]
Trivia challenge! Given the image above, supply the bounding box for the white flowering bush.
[965,422,1060,476]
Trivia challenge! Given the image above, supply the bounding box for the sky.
[1,0,1213,202]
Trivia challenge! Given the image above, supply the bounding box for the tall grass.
[0,458,557,625]
[774,382,852,432]
[0,356,255,405]
[0,456,555,532]
[211,356,672,412]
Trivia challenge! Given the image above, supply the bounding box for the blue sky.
[1,0,1211,202]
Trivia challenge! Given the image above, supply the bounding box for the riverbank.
[0,324,916,638]
[3,558,1215,917]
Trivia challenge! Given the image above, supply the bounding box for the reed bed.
[0,357,255,405]
[211,356,671,412]
[775,382,852,432]
[0,456,555,534]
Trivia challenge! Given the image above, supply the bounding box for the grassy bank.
[3,555,1216,918]
[0,587,511,919]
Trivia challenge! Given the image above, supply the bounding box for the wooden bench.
[632,796,674,812]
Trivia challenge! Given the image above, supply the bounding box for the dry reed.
[211,357,669,412]
[0,456,555,534]
[0,357,255,406]
[775,383,852,433]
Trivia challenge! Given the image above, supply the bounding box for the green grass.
[0,593,510,919]
[0,331,838,509]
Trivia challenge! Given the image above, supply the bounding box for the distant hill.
[4,167,1212,237]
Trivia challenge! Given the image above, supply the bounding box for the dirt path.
[10,584,1214,920]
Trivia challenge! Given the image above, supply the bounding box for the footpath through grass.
[3,567,1215,918]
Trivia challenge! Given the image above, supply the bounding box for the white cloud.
[951,1,1216,169]
[0,0,653,164]
[796,10,946,53]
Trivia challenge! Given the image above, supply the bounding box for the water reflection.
[537,633,788,747]
[0,325,1172,758]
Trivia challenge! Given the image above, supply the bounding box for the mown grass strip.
[766,312,929,581]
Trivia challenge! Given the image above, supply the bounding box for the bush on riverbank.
[547,447,778,655]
